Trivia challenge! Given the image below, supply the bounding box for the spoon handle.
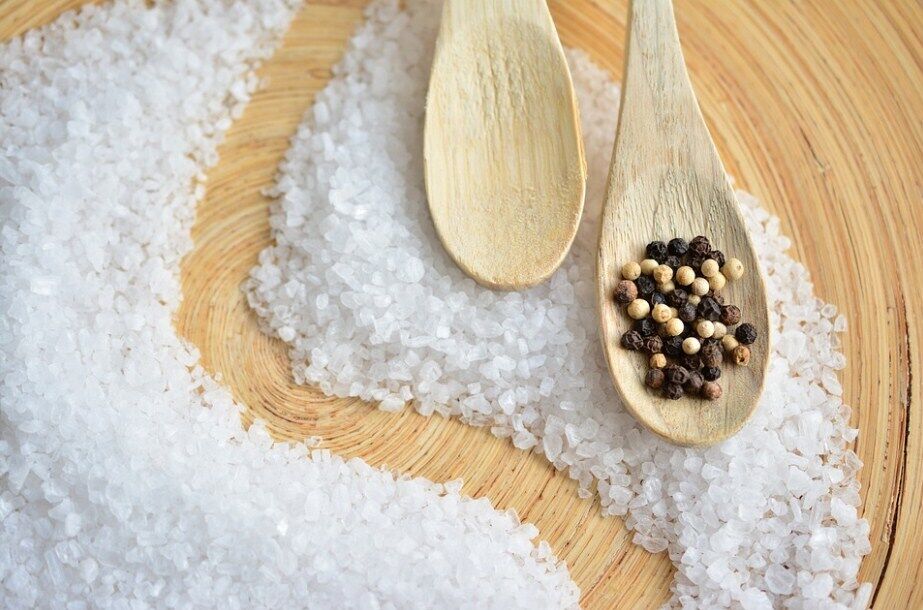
[617,0,727,182]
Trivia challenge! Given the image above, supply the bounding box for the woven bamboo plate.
[3,1,921,607]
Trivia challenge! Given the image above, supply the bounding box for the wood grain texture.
[1,0,920,607]
[597,0,769,446]
[424,0,585,289]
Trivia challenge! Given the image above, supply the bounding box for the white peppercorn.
[627,298,651,320]
[682,337,701,355]
[640,258,658,275]
[721,334,739,352]
[651,303,672,323]
[708,272,727,292]
[688,294,701,306]
[696,320,715,339]
[700,258,720,278]
[652,264,673,284]
[664,318,684,337]
[675,266,695,286]
[659,280,676,294]
[722,258,744,280]
[649,353,667,369]
[712,321,728,339]
[621,261,641,280]
[691,277,709,296]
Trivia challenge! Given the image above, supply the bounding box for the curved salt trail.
[0,1,579,608]
[246,0,873,606]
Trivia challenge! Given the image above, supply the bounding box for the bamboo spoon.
[597,0,769,447]
[424,0,585,290]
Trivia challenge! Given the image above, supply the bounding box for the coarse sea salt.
[0,1,579,608]
[246,0,873,607]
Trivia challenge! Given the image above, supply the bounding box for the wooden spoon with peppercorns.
[596,0,770,447]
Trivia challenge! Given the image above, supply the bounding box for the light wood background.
[2,1,920,608]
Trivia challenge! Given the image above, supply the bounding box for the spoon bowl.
[424,0,585,290]
[597,0,770,446]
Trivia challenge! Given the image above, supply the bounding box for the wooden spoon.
[424,0,585,290]
[597,0,770,446]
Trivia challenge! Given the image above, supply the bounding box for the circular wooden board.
[3,1,920,607]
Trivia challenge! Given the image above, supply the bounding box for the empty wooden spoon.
[424,0,585,290]
[597,0,770,446]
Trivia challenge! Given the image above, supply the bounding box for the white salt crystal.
[378,395,405,412]
[739,587,773,610]
[542,433,563,461]
[765,563,795,595]
[831,497,858,524]
[29,276,58,295]
[64,513,82,537]
[277,326,296,342]
[804,573,835,599]
[79,558,99,584]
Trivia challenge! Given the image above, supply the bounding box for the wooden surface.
[425,0,585,289]
[2,1,920,607]
[597,0,769,447]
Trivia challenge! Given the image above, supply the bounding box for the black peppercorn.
[621,330,644,351]
[712,293,726,306]
[698,296,722,322]
[736,323,758,345]
[682,353,702,371]
[635,275,656,298]
[678,303,697,323]
[700,342,723,367]
[650,291,667,306]
[689,235,711,257]
[665,255,682,270]
[668,288,688,307]
[646,240,668,263]
[702,366,722,381]
[664,383,684,400]
[643,335,663,354]
[613,280,638,304]
[720,304,741,326]
[645,368,665,389]
[685,253,707,270]
[663,336,684,358]
[664,365,690,385]
[634,317,658,337]
[710,249,726,268]
[668,237,689,257]
[684,370,704,394]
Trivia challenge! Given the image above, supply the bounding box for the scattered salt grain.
[0,0,579,608]
[246,0,872,606]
